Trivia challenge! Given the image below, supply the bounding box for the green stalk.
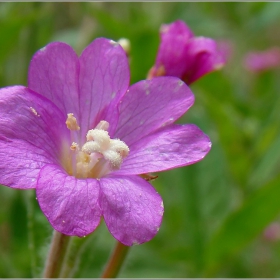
[43,230,72,278]
[101,241,130,278]
[60,235,92,278]
[25,190,36,277]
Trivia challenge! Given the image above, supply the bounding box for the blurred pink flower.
[148,20,226,84]
[263,222,280,241]
[0,38,212,246]
[243,47,280,72]
[217,40,234,63]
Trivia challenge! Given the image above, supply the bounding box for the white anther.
[82,141,101,154]
[110,139,130,157]
[86,129,111,148]
[103,150,122,168]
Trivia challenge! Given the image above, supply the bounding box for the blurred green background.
[1,2,280,278]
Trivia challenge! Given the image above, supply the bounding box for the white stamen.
[95,120,109,131]
[69,120,129,178]
[82,121,129,170]
[103,150,122,168]
[86,129,110,147]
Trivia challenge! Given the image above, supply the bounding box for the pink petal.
[100,175,163,246]
[243,47,280,72]
[79,38,130,137]
[160,20,194,38]
[28,42,80,118]
[182,37,226,84]
[114,124,212,175]
[155,20,194,78]
[0,86,70,189]
[37,164,101,237]
[114,77,194,146]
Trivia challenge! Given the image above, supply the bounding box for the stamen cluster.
[67,118,129,178]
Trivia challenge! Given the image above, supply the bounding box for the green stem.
[43,230,72,278]
[25,190,36,277]
[60,235,92,278]
[101,241,130,278]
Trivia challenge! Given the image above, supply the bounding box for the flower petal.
[28,42,80,118]
[114,77,194,146]
[99,175,163,246]
[155,20,194,78]
[37,164,101,237]
[182,37,226,84]
[79,38,130,137]
[114,124,212,175]
[0,86,70,189]
[243,47,280,72]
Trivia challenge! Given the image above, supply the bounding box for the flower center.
[66,115,129,179]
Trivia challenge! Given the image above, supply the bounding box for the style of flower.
[148,20,226,84]
[0,38,211,246]
[243,47,280,72]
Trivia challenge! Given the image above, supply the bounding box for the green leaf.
[204,174,280,276]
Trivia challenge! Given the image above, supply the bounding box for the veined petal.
[183,37,226,84]
[79,38,130,137]
[99,175,163,246]
[114,77,194,146]
[28,42,80,118]
[0,86,70,189]
[37,164,101,237]
[114,124,212,175]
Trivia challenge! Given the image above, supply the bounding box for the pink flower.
[148,20,226,84]
[263,222,280,241]
[243,47,280,72]
[0,38,211,246]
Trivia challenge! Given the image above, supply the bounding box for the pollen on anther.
[66,113,80,131]
[70,142,79,151]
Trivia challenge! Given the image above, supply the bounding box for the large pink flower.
[148,20,226,84]
[0,38,211,246]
